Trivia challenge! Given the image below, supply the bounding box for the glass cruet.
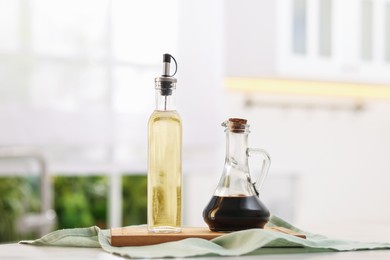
[203,118,271,232]
[148,54,182,233]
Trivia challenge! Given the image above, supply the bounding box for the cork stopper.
[223,118,249,133]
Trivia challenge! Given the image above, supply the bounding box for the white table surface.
[1,243,390,260]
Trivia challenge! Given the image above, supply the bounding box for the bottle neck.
[155,89,177,111]
[226,131,248,166]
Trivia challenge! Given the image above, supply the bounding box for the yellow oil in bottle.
[148,110,182,233]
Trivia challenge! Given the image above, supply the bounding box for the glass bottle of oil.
[148,54,182,233]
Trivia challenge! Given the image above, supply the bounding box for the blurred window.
[0,0,20,52]
[318,0,332,57]
[361,0,373,61]
[386,2,390,62]
[0,0,178,167]
[292,0,307,54]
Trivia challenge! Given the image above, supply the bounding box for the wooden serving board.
[110,226,306,247]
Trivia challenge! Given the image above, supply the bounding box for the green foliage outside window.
[0,174,147,243]
[53,176,108,229]
[0,177,40,243]
[122,175,147,226]
[54,175,148,228]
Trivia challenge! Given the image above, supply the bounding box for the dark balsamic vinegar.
[203,195,270,232]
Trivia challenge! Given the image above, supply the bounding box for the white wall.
[225,0,277,77]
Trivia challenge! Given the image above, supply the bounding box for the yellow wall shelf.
[225,77,390,100]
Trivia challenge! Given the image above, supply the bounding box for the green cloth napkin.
[20,215,390,258]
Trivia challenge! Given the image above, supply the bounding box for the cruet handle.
[247,148,271,196]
